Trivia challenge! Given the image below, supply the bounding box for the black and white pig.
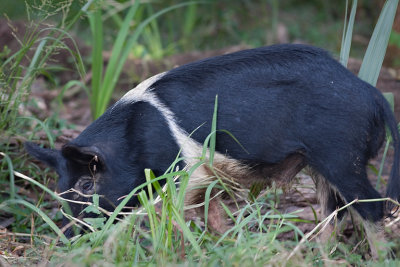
[26,44,400,237]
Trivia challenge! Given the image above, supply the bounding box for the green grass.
[1,0,400,266]
[87,0,204,119]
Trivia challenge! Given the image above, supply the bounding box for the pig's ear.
[61,144,105,167]
[24,142,62,170]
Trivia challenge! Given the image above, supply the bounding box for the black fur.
[26,44,400,234]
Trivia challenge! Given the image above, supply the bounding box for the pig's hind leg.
[309,156,385,258]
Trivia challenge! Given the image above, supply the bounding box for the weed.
[87,1,201,119]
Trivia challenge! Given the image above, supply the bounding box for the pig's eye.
[81,180,94,193]
[74,177,96,195]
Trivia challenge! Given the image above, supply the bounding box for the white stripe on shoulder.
[143,91,203,161]
[116,71,202,160]
[116,71,239,168]
[118,72,166,104]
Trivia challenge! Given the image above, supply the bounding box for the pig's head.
[25,101,181,236]
[24,141,145,231]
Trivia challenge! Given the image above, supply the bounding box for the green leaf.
[83,217,106,229]
[340,0,357,67]
[358,0,399,86]
[81,194,101,215]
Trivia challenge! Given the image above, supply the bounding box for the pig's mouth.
[57,188,138,239]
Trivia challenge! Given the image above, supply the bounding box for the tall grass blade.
[138,191,157,245]
[209,95,218,165]
[376,139,391,190]
[93,1,140,119]
[0,199,69,245]
[182,0,198,48]
[96,1,202,118]
[0,152,15,199]
[183,1,198,36]
[36,28,86,79]
[358,0,399,86]
[94,171,187,246]
[13,171,73,217]
[57,80,90,107]
[340,0,357,67]
[144,4,164,59]
[170,205,202,255]
[88,7,104,115]
[203,180,219,230]
[20,117,55,148]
